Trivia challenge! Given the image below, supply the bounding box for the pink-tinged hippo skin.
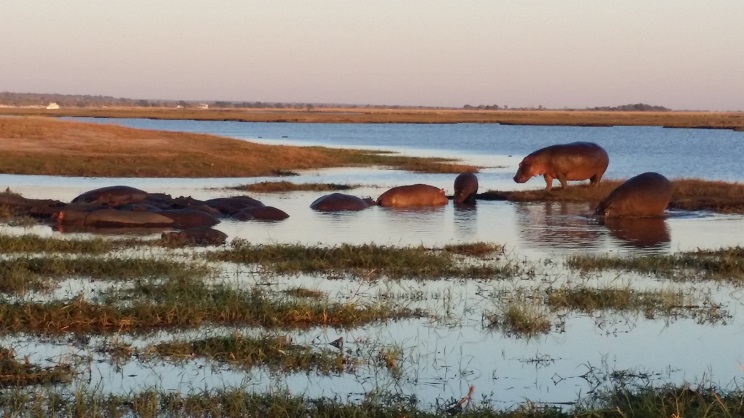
[453,173,479,205]
[56,208,175,228]
[310,193,375,212]
[376,184,448,208]
[205,196,264,216]
[71,186,149,207]
[155,209,220,229]
[513,142,609,190]
[596,172,673,218]
[233,206,289,221]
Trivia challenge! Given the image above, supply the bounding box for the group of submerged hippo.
[0,140,670,246]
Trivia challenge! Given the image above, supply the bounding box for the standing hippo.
[377,184,448,208]
[513,142,609,190]
[310,193,375,211]
[453,173,479,205]
[595,172,673,218]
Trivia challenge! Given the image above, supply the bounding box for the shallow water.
[2,119,744,408]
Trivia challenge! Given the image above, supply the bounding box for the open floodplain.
[1,117,744,416]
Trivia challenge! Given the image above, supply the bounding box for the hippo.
[55,207,175,228]
[71,185,149,207]
[453,173,479,205]
[205,196,264,216]
[155,209,220,229]
[513,142,609,191]
[310,193,375,212]
[376,184,448,208]
[595,172,673,218]
[233,206,289,221]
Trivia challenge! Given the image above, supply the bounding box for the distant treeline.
[0,92,670,112]
[589,103,670,111]
[0,92,443,110]
[464,103,670,111]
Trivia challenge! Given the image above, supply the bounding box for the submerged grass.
[0,276,419,334]
[0,256,210,295]
[209,240,515,279]
[0,347,73,388]
[151,334,350,374]
[566,246,744,283]
[545,286,728,323]
[229,181,359,193]
[3,382,739,417]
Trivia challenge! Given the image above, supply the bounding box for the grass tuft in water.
[484,302,551,337]
[567,247,744,283]
[210,240,516,280]
[0,347,73,388]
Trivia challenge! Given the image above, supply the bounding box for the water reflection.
[601,217,671,249]
[514,201,606,252]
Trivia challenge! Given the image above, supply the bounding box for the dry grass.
[2,107,744,130]
[0,117,475,177]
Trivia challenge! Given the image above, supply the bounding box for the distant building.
[198,104,209,110]
[46,102,60,110]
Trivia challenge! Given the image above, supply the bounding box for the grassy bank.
[2,106,744,130]
[0,117,476,177]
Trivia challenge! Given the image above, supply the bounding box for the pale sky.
[3,1,744,110]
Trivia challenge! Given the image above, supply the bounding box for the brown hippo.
[513,142,609,190]
[205,196,264,216]
[71,185,149,207]
[595,172,673,218]
[56,207,175,228]
[155,209,220,229]
[310,193,375,212]
[233,206,289,221]
[453,173,479,205]
[376,184,448,208]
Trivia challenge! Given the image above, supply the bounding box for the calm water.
[2,118,744,408]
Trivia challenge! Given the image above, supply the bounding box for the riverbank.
[1,106,743,130]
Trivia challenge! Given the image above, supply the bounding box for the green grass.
[0,382,739,417]
[566,247,744,283]
[151,334,351,374]
[209,240,516,280]
[484,302,552,337]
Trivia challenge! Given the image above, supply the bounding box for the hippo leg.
[556,175,569,189]
[590,173,603,185]
[543,174,555,191]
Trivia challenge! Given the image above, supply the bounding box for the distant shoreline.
[0,107,743,131]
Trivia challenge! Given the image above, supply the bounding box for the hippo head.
[513,157,540,183]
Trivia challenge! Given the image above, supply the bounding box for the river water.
[2,118,744,408]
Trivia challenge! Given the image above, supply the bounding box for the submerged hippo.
[71,185,149,207]
[161,227,228,247]
[453,173,479,205]
[55,207,174,228]
[595,172,673,218]
[513,142,609,190]
[233,206,289,221]
[310,193,375,212]
[376,184,448,208]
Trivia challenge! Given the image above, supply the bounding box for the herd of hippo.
[0,140,671,246]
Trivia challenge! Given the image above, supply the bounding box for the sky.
[3,1,744,111]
